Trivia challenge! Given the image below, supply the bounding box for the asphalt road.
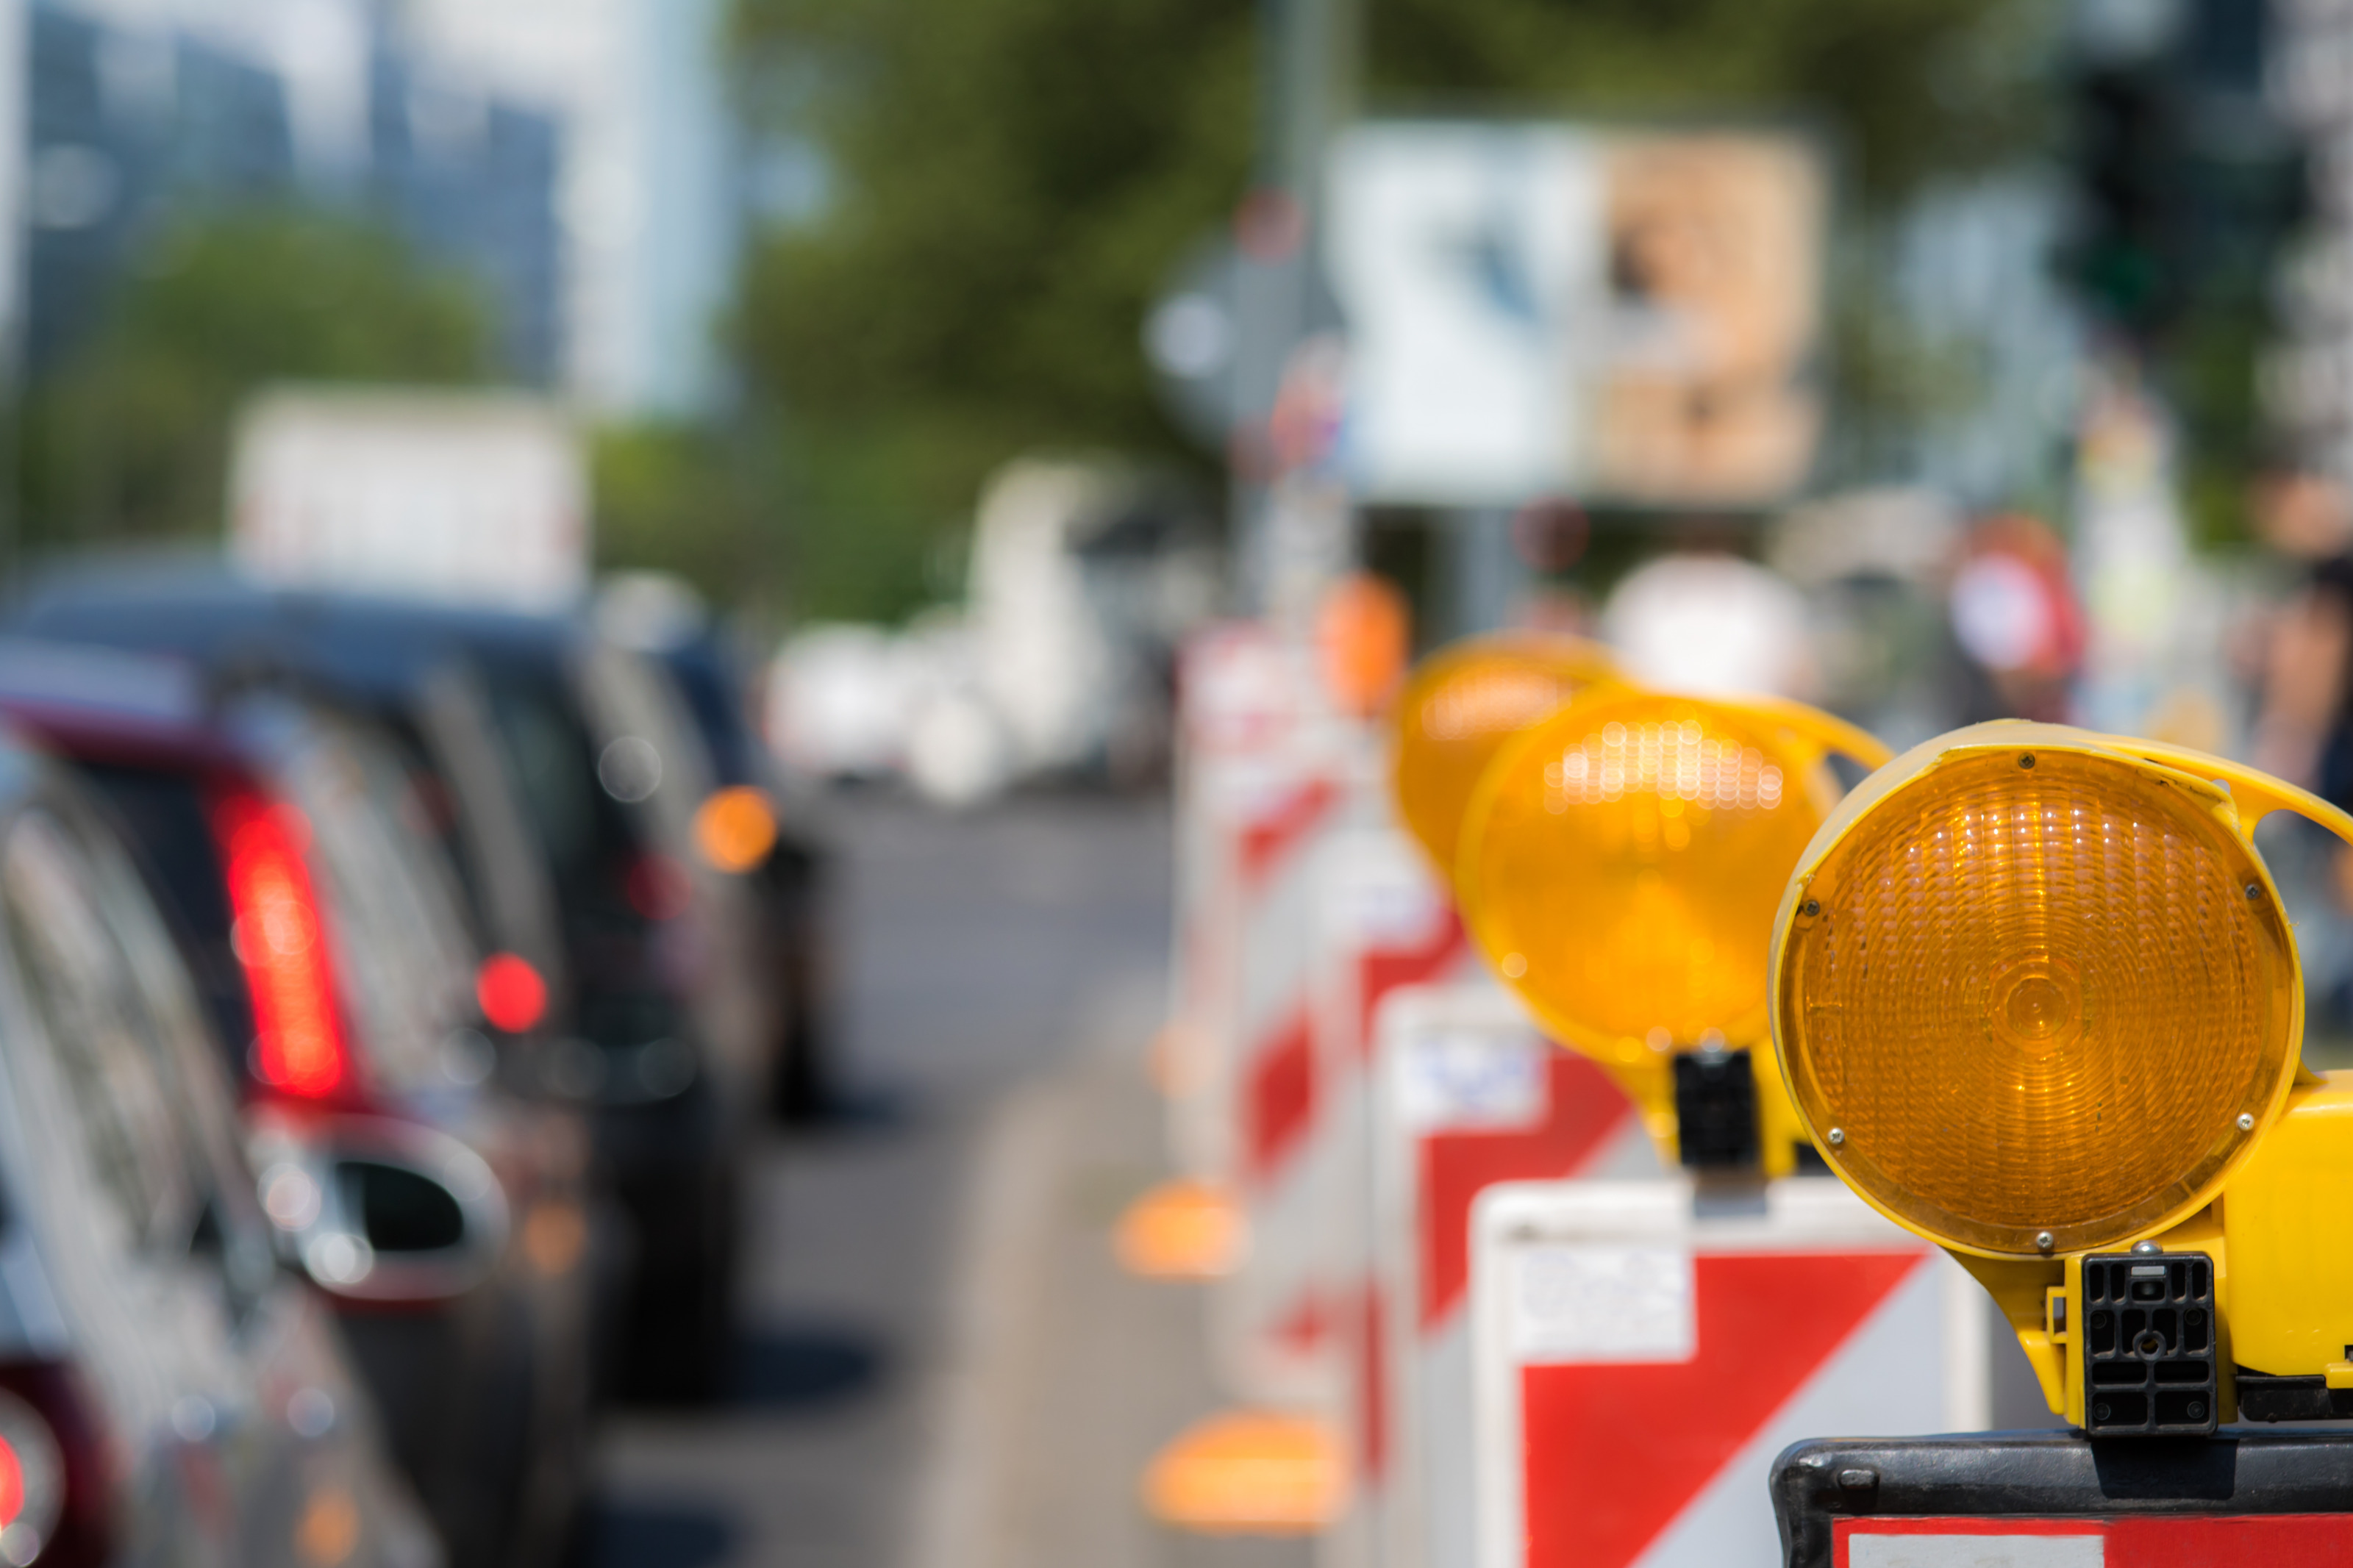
[584,789,1294,1568]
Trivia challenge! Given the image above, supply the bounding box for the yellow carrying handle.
[2098,734,2353,850]
[1721,692,1898,776]
[2093,737,2353,1091]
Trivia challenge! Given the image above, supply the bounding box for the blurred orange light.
[522,1201,589,1278]
[1315,573,1411,720]
[1141,1411,1345,1534]
[296,1485,360,1567]
[695,785,779,873]
[1390,634,1620,881]
[1114,1179,1245,1279]
[1774,729,2302,1256]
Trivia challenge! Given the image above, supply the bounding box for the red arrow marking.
[1356,1280,1388,1482]
[1238,776,1341,892]
[1356,914,1468,1062]
[1523,1249,1929,1568]
[1421,1052,1635,1329]
[1245,1003,1315,1185]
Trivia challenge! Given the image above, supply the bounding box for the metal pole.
[1232,0,1354,620]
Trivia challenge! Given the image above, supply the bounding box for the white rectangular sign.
[230,387,588,611]
[1328,121,1828,508]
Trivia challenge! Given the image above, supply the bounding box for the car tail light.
[476,953,547,1034]
[624,853,690,921]
[213,791,352,1103]
[0,1363,112,1566]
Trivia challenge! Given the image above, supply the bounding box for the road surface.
[585,790,1302,1567]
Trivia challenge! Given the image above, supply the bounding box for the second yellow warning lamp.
[1390,634,1624,881]
[1452,685,1892,1175]
[1770,722,2353,1437]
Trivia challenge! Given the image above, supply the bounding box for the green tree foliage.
[732,0,1259,620]
[735,0,2043,621]
[22,207,490,551]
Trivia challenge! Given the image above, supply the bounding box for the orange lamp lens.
[1390,635,1618,879]
[1775,742,2300,1256]
[1458,692,1832,1062]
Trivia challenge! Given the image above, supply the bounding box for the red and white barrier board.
[1836,1517,2353,1566]
[1293,836,1483,1568]
[1171,623,1399,1404]
[1207,742,1357,1401]
[1470,1177,1991,1568]
[1350,987,1657,1568]
[1163,623,1326,1184]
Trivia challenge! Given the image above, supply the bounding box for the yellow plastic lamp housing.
[1390,635,1620,881]
[1771,723,2304,1259]
[1456,688,1890,1155]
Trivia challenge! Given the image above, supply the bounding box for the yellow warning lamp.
[1771,720,2353,1436]
[1455,687,1891,1174]
[1390,634,1622,884]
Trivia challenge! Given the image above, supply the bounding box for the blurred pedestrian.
[2248,457,2353,801]
[2245,454,2353,1042]
[1944,511,2084,725]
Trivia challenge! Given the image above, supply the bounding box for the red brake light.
[213,792,351,1101]
[0,1362,111,1567]
[476,953,547,1034]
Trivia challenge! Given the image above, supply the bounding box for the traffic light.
[1455,687,1890,1173]
[2065,1,2307,344]
[1389,634,1621,881]
[1772,720,2353,1434]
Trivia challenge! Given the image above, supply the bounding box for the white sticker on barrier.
[1398,1026,1548,1134]
[1469,1177,1988,1568]
[1511,1245,1695,1364]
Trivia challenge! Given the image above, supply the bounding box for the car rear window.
[268,721,479,1095]
[74,761,254,1070]
[473,648,689,1048]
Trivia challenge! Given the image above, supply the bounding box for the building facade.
[3,0,739,415]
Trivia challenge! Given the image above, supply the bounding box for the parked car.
[599,574,838,1120]
[14,565,773,1400]
[0,640,598,1568]
[0,717,441,1567]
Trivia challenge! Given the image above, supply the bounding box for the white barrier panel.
[1301,834,1479,1568]
[1164,623,1318,1182]
[1208,741,1353,1400]
[1469,1177,1991,1568]
[1356,987,1657,1568]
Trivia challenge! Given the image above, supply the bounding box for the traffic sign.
[1470,1177,1989,1568]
